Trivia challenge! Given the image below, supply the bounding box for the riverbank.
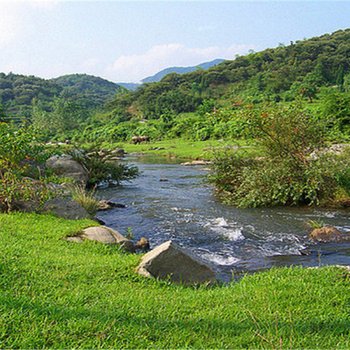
[1,212,349,348]
[104,139,260,160]
[96,159,350,276]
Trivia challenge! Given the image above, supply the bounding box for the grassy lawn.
[108,139,261,160]
[1,213,349,348]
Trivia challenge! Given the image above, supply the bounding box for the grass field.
[1,212,349,348]
[108,139,261,160]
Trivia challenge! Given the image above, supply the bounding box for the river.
[96,156,350,281]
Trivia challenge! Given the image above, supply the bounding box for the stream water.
[97,156,350,281]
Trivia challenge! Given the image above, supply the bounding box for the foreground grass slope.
[1,213,349,348]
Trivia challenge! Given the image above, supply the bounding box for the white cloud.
[106,43,255,82]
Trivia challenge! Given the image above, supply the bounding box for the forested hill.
[0,73,60,119]
[110,29,350,119]
[52,74,124,109]
[0,73,123,119]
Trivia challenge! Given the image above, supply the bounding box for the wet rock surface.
[309,226,350,243]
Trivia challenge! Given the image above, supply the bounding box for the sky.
[1,1,350,83]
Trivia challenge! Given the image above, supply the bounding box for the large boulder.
[309,226,350,242]
[66,226,134,252]
[12,200,40,213]
[137,240,217,285]
[42,198,90,220]
[46,155,88,185]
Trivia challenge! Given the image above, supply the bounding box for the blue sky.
[1,1,350,82]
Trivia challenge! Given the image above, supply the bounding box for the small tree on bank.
[210,103,350,207]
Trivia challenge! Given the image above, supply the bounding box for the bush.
[0,122,45,170]
[209,103,350,207]
[320,89,350,136]
[0,123,52,212]
[0,172,52,212]
[69,146,139,187]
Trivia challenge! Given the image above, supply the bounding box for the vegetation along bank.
[1,28,350,348]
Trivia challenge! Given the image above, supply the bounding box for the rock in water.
[134,237,150,252]
[137,240,216,285]
[309,226,350,242]
[97,200,114,211]
[181,160,211,166]
[97,200,126,211]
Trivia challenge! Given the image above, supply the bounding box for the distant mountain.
[110,29,350,120]
[117,82,141,91]
[141,59,225,83]
[0,72,61,118]
[0,73,123,118]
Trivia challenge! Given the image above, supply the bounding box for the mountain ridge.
[0,73,124,117]
[109,28,350,120]
[141,58,225,84]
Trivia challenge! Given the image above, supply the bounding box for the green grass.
[1,213,350,348]
[111,139,260,160]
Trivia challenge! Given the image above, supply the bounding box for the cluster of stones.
[65,226,217,285]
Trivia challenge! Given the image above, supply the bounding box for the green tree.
[321,90,350,134]
[336,65,345,90]
[32,97,87,138]
[0,104,5,122]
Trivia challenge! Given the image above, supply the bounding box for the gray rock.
[137,240,217,285]
[46,155,88,185]
[78,226,134,251]
[42,198,90,220]
[12,200,40,213]
[310,144,350,159]
[97,200,114,211]
[65,236,84,243]
[181,160,211,166]
[134,237,150,252]
[111,148,126,156]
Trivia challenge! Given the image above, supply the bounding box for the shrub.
[0,167,52,213]
[209,103,350,207]
[0,123,45,170]
[320,89,350,135]
[0,123,52,212]
[69,146,139,187]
